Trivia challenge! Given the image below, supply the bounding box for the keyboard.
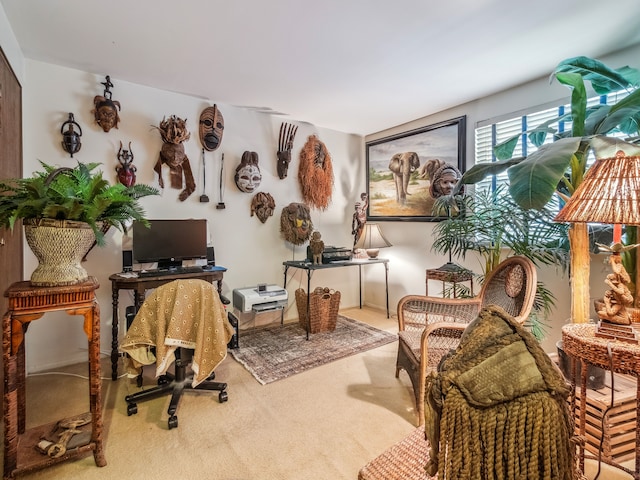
[137,266,205,277]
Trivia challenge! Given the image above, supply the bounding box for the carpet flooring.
[230,314,397,384]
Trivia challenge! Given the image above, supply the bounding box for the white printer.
[232,284,288,313]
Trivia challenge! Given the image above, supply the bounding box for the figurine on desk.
[309,231,324,265]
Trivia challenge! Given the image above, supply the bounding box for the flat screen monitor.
[132,219,207,269]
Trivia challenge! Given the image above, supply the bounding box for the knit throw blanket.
[120,279,234,386]
[424,305,576,480]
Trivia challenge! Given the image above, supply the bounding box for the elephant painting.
[388,152,420,205]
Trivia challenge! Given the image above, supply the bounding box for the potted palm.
[459,56,640,323]
[432,187,570,339]
[0,161,158,286]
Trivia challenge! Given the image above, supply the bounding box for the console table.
[109,268,225,381]
[562,323,640,479]
[283,259,389,339]
[2,278,106,479]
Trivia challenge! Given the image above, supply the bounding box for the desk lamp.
[354,223,392,259]
[554,149,640,342]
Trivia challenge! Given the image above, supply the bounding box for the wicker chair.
[395,255,537,426]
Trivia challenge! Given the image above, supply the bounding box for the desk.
[562,323,640,479]
[283,259,389,339]
[2,278,106,479]
[109,268,225,381]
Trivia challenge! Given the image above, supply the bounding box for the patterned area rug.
[230,315,397,384]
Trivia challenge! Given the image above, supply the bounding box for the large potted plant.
[432,186,570,339]
[459,56,640,323]
[0,161,158,286]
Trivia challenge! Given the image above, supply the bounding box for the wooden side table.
[2,278,106,479]
[562,323,640,479]
[426,263,473,298]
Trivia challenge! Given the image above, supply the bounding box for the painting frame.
[365,115,466,221]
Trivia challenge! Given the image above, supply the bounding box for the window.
[474,91,631,200]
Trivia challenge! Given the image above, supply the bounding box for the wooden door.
[0,46,23,316]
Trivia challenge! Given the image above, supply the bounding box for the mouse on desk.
[202,265,214,271]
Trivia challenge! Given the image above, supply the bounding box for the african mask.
[92,75,121,132]
[251,192,276,223]
[280,202,313,246]
[276,122,298,179]
[298,135,334,210]
[199,105,224,151]
[234,151,262,193]
[116,141,137,187]
[60,112,82,157]
[153,115,195,201]
[429,163,463,198]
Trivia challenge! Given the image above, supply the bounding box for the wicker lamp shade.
[554,150,640,225]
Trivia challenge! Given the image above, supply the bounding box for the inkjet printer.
[232,284,288,313]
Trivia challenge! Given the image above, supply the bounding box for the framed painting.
[365,115,466,221]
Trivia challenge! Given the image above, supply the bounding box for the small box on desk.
[306,245,353,264]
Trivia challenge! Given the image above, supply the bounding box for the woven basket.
[295,287,341,333]
[24,218,98,286]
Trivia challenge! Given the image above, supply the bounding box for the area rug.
[230,315,397,384]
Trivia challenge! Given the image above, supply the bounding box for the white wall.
[20,60,369,371]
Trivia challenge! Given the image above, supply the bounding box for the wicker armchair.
[396,255,537,425]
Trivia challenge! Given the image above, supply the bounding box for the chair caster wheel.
[127,403,138,416]
[219,391,228,403]
[158,375,170,385]
[168,415,178,429]
[136,374,143,388]
[206,371,216,381]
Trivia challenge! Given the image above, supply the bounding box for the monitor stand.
[157,259,183,270]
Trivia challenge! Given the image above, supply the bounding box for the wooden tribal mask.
[199,105,224,151]
[251,192,276,223]
[92,75,121,132]
[234,151,262,193]
[280,202,313,245]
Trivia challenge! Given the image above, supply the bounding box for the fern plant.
[0,161,158,245]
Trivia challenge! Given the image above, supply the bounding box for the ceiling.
[3,0,640,136]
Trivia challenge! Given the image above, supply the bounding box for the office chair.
[120,279,235,429]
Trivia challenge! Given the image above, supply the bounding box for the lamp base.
[365,248,380,259]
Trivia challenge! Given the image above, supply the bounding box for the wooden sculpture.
[234,151,262,193]
[250,192,275,223]
[280,202,313,245]
[153,115,195,201]
[116,141,136,187]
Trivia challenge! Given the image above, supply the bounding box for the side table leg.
[111,286,119,381]
[3,311,18,479]
[88,303,106,467]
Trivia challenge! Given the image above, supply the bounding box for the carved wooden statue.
[153,115,195,201]
[309,231,324,265]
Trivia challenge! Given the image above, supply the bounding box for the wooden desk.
[2,278,106,479]
[283,259,389,339]
[109,268,225,381]
[562,323,640,479]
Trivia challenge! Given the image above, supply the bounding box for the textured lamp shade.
[554,150,640,226]
[354,223,392,258]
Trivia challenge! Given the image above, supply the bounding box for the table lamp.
[554,149,640,341]
[354,223,392,259]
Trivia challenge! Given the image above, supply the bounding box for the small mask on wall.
[251,192,276,223]
[199,105,224,151]
[234,151,262,193]
[116,141,137,187]
[60,112,82,157]
[92,75,121,132]
[276,122,298,179]
[280,202,313,246]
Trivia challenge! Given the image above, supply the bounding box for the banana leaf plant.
[459,56,640,323]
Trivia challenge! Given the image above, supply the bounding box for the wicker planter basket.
[295,287,341,333]
[24,218,98,287]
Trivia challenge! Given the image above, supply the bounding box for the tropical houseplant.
[0,160,158,286]
[459,56,640,323]
[432,187,570,338]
